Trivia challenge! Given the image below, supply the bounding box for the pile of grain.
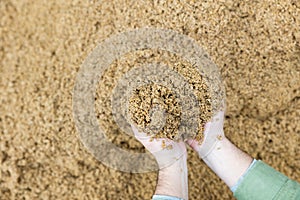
[1,0,299,199]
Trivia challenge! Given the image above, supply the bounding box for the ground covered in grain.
[1,0,299,199]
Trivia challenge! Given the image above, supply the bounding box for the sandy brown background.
[1,0,299,199]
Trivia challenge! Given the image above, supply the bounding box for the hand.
[131,124,187,169]
[187,111,225,158]
[131,125,189,199]
[187,111,253,188]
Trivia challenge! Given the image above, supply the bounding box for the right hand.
[187,111,225,158]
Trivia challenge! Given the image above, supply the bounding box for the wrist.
[203,137,253,188]
[155,155,188,200]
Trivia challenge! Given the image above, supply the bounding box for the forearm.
[202,137,253,188]
[154,155,188,200]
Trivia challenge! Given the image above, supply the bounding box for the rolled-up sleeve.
[234,160,300,200]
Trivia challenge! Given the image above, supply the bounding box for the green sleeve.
[234,160,300,200]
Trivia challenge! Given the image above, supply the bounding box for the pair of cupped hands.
[131,111,225,169]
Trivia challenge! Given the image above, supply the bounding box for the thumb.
[186,122,211,151]
[131,124,151,142]
[186,139,200,152]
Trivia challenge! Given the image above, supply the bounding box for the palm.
[132,125,187,168]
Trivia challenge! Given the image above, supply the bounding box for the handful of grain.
[128,61,213,144]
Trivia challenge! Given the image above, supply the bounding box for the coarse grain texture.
[129,83,183,141]
[96,49,212,144]
[0,0,299,199]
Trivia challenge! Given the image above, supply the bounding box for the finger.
[153,141,187,169]
[204,122,212,134]
[186,139,200,151]
[185,121,212,152]
[130,124,149,140]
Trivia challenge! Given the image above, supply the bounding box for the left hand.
[132,125,189,199]
[131,125,187,169]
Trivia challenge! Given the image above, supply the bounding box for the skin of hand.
[187,111,253,188]
[131,109,253,198]
[187,111,226,158]
[131,125,189,200]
